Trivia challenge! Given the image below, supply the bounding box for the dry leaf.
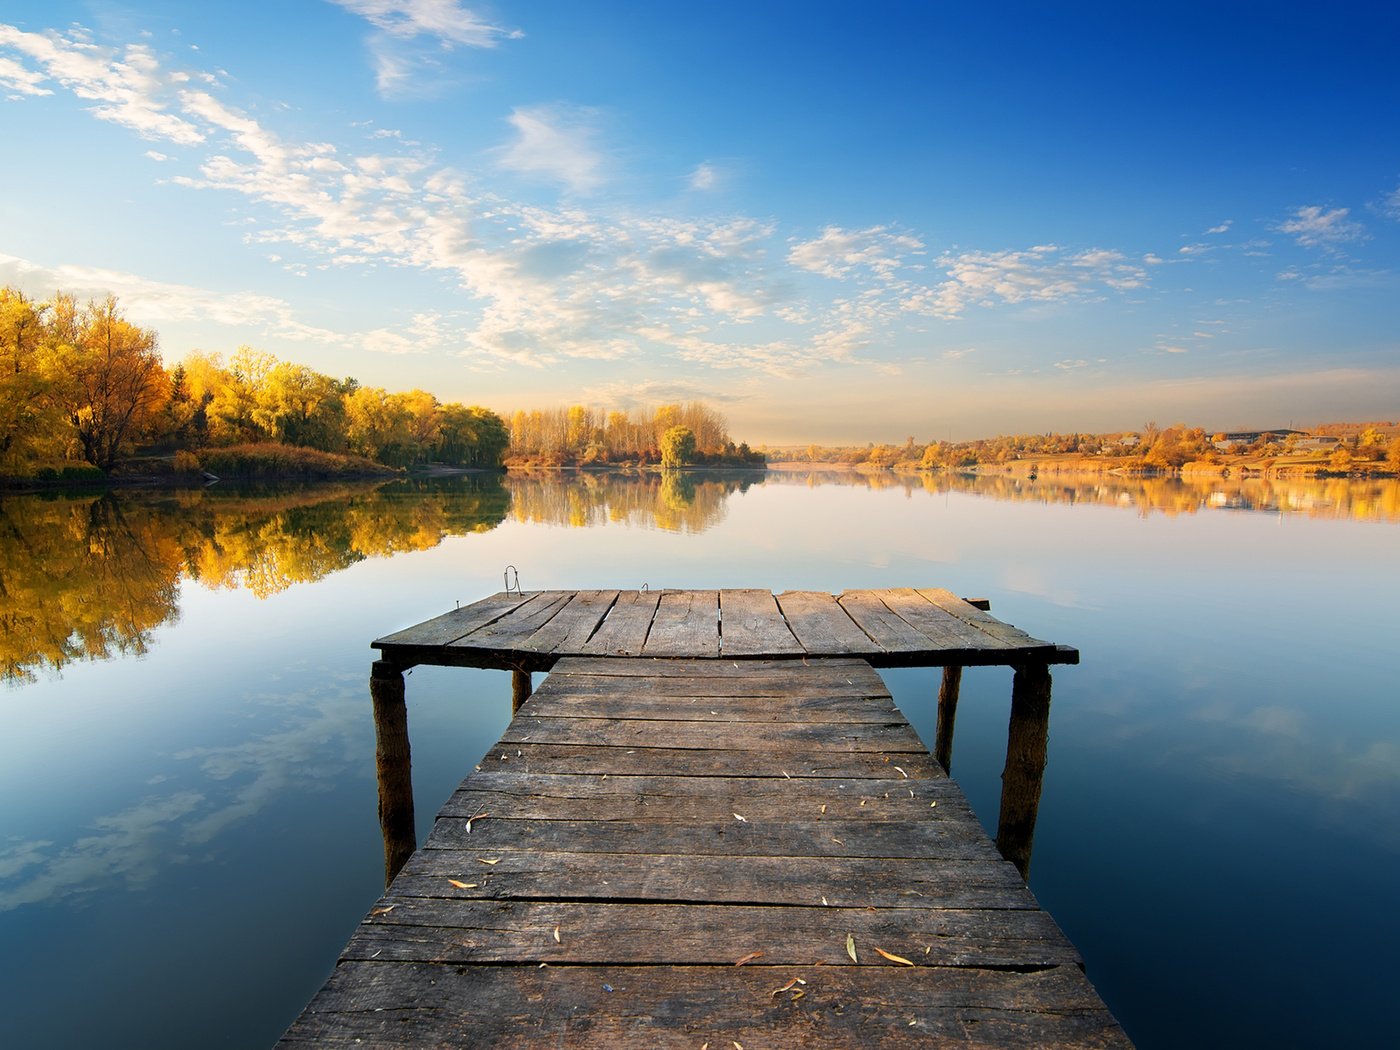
[875,947,915,966]
[733,950,764,966]
[782,770,792,779]
[820,804,827,814]
[770,978,807,996]
[478,858,500,865]
[860,800,867,807]
[447,879,477,889]
[370,905,396,916]
[733,1043,744,1050]
[821,896,829,906]
[553,925,561,943]
[791,989,806,1000]
[894,765,909,778]
[846,933,858,962]
[733,812,748,822]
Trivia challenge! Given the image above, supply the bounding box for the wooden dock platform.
[279,590,1129,1047]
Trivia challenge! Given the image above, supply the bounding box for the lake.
[2,469,1397,1048]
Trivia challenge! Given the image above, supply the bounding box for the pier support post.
[995,661,1052,880]
[934,665,963,773]
[511,669,533,713]
[371,659,416,888]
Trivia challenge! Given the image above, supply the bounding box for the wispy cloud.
[902,246,1148,319]
[1206,220,1232,234]
[0,22,1168,381]
[496,104,609,194]
[788,225,923,279]
[326,0,522,97]
[1276,204,1365,249]
[688,162,718,191]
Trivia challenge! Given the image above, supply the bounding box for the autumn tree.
[0,287,65,469]
[53,295,169,471]
[660,425,697,468]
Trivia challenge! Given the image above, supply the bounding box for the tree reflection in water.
[3,468,1395,682]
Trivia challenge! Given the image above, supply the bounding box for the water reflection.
[502,468,759,532]
[768,468,1400,521]
[0,478,510,683]
[3,469,1396,683]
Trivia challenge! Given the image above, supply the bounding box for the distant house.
[1211,428,1304,451]
[1291,435,1343,453]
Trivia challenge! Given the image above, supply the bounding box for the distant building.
[1290,435,1343,453]
[1211,428,1304,450]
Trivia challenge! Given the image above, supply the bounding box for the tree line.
[505,401,764,468]
[1,286,509,476]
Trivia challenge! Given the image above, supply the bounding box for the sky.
[2,1,1398,443]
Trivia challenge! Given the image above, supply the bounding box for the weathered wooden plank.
[372,591,531,650]
[776,590,883,655]
[837,589,936,652]
[498,715,924,752]
[438,772,969,823]
[423,816,1000,860]
[394,849,1031,909]
[641,590,720,657]
[551,654,874,677]
[513,589,620,653]
[518,689,900,722]
[918,587,1057,651]
[478,742,944,779]
[720,588,804,656]
[344,899,1080,967]
[876,586,1014,651]
[447,590,574,650]
[579,590,661,656]
[280,962,1132,1049]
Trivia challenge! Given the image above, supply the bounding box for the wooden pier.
[280,589,1129,1047]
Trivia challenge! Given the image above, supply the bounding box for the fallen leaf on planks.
[733,812,748,822]
[894,766,909,778]
[478,858,500,865]
[369,905,396,916]
[770,978,807,996]
[846,933,858,963]
[553,926,561,943]
[821,896,829,906]
[875,947,915,966]
[733,950,764,966]
[820,804,827,814]
[464,812,490,834]
[447,880,477,889]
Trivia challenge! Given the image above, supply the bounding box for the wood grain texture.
[282,963,1132,1049]
[720,588,805,655]
[284,642,1124,1047]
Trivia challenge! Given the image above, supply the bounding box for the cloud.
[903,246,1148,319]
[1382,185,1400,221]
[1276,205,1365,249]
[326,0,522,96]
[1206,221,1232,234]
[327,0,520,47]
[688,163,718,191]
[0,21,1171,382]
[496,104,608,194]
[0,23,204,143]
[1054,359,1090,370]
[580,378,752,408]
[788,225,923,279]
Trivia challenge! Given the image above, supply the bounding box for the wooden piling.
[934,664,963,773]
[370,659,416,887]
[511,668,533,713]
[995,662,1052,879]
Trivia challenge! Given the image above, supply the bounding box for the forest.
[0,286,508,479]
[1,286,762,481]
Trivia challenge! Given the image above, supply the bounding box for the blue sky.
[2,1,1398,442]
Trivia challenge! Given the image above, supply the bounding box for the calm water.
[2,470,1397,1048]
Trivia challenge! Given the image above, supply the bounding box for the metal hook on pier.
[504,565,521,594]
